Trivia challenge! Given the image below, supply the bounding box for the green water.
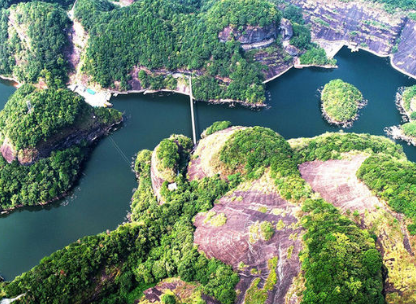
[0,47,415,279]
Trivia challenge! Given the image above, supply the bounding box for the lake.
[0,47,414,279]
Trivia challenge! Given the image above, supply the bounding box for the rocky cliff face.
[0,114,122,165]
[392,19,416,77]
[218,23,278,45]
[292,0,403,55]
[288,0,416,78]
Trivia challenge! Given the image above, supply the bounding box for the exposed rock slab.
[188,127,244,181]
[286,0,416,79]
[141,278,220,304]
[299,155,383,212]
[299,154,416,302]
[194,178,302,304]
[392,19,416,78]
[218,24,277,45]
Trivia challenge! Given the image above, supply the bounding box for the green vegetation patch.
[244,257,278,304]
[203,211,227,227]
[220,127,297,179]
[402,121,416,137]
[321,79,364,126]
[276,219,285,230]
[290,132,405,163]
[300,47,337,66]
[0,2,71,84]
[0,85,83,149]
[257,206,267,213]
[0,0,75,10]
[357,154,416,234]
[0,85,121,150]
[0,145,86,210]
[368,0,416,12]
[155,135,192,182]
[402,85,416,112]
[301,199,384,304]
[202,121,232,138]
[249,221,274,243]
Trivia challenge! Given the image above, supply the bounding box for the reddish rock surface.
[194,183,302,304]
[0,140,16,163]
[188,127,243,181]
[142,279,220,304]
[299,155,383,213]
[218,24,277,45]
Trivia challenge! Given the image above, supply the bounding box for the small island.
[320,79,365,127]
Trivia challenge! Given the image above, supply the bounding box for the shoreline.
[0,118,123,216]
[0,75,20,88]
[3,39,415,109]
[385,87,416,147]
[110,88,266,108]
[321,105,360,129]
[385,125,416,147]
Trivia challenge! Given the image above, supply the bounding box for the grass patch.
[204,211,227,227]
[276,220,285,230]
[258,206,268,213]
[245,257,278,304]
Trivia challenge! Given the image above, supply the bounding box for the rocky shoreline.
[320,86,367,128]
[385,88,416,146]
[321,102,366,128]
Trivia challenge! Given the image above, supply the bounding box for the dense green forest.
[0,85,121,150]
[73,0,285,103]
[0,1,70,85]
[0,85,121,210]
[0,0,74,9]
[357,155,416,234]
[0,145,86,210]
[290,132,405,162]
[321,79,364,125]
[301,199,384,304]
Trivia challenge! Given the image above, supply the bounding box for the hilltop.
[2,123,416,303]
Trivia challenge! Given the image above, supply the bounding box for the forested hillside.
[4,126,411,303]
[0,85,122,210]
[0,1,70,85]
[73,0,282,103]
[0,0,74,9]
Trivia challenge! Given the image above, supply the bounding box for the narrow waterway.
[0,47,414,279]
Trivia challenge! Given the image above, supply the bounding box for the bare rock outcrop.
[299,154,416,302]
[392,19,416,77]
[218,23,278,45]
[287,0,416,79]
[0,138,17,163]
[0,115,122,165]
[141,279,220,304]
[194,177,302,304]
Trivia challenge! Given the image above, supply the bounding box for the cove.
[0,47,415,280]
